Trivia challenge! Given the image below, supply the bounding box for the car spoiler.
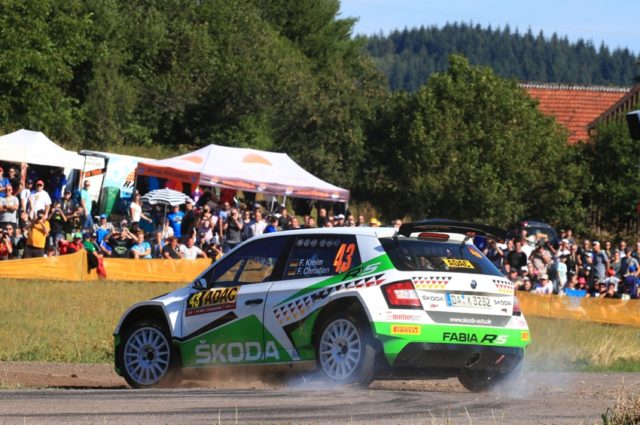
[398,219,507,242]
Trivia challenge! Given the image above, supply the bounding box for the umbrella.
[141,188,193,207]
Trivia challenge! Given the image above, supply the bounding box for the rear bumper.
[393,342,523,372]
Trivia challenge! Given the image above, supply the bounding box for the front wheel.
[316,312,377,385]
[117,321,180,388]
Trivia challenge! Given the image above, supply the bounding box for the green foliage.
[359,56,587,227]
[581,120,640,233]
[365,23,640,92]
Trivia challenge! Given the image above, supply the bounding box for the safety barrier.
[518,291,640,328]
[0,251,210,283]
[1,255,638,327]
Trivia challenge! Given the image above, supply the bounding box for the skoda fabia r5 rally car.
[114,220,530,392]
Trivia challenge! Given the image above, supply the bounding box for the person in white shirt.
[534,274,554,295]
[179,237,206,259]
[28,180,51,218]
[250,209,267,236]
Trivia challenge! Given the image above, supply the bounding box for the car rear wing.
[398,219,507,242]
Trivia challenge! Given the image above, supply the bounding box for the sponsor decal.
[521,331,530,341]
[493,299,513,306]
[195,340,280,364]
[442,332,508,344]
[384,311,423,322]
[421,294,445,302]
[391,325,421,335]
[448,316,493,325]
[186,287,238,317]
[443,259,474,269]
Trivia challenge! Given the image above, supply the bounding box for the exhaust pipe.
[465,352,481,368]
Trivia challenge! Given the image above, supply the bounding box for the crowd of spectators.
[487,230,640,300]
[0,174,389,264]
[1,166,638,300]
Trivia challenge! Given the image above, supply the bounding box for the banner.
[518,292,640,327]
[0,251,210,283]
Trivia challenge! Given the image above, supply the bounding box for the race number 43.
[333,243,355,273]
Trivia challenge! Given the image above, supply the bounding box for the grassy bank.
[1,279,639,370]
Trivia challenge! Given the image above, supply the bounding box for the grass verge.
[1,279,639,370]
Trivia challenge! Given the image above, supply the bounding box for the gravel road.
[0,361,638,424]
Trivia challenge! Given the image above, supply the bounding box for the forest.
[0,0,638,235]
[364,22,640,92]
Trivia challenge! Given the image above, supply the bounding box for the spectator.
[306,216,317,229]
[7,167,19,191]
[611,249,622,277]
[289,216,302,230]
[129,194,152,227]
[0,226,13,260]
[61,189,75,216]
[93,214,114,244]
[109,228,135,258]
[554,255,568,293]
[241,209,254,241]
[506,241,527,273]
[181,200,198,243]
[28,180,51,219]
[79,180,93,229]
[24,209,49,258]
[534,274,553,294]
[264,216,278,233]
[529,240,552,276]
[483,239,504,270]
[167,205,184,239]
[48,202,67,245]
[180,237,206,259]
[566,244,580,280]
[162,236,183,259]
[369,217,380,227]
[223,207,243,252]
[357,215,366,227]
[130,231,152,259]
[201,238,224,261]
[251,210,267,235]
[278,206,292,229]
[6,224,22,259]
[317,208,328,228]
[591,241,609,283]
[0,184,19,228]
[150,231,165,259]
[0,167,9,198]
[157,218,174,240]
[196,211,216,245]
[621,247,638,276]
[67,232,84,254]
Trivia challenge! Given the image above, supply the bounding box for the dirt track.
[1,361,639,424]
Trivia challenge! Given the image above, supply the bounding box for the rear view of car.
[372,220,530,391]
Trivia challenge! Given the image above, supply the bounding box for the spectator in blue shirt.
[167,205,184,238]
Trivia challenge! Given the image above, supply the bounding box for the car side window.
[282,235,361,280]
[202,236,288,287]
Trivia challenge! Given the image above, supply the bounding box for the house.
[521,83,640,144]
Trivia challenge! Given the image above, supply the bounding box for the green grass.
[1,280,639,371]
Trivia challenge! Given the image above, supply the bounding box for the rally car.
[114,219,530,392]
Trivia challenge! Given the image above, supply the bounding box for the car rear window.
[379,237,503,277]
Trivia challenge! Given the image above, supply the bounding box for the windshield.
[380,237,503,277]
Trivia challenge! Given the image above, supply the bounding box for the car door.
[179,236,289,367]
[263,234,362,362]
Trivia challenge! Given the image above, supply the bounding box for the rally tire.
[315,311,377,386]
[458,369,509,393]
[117,321,181,389]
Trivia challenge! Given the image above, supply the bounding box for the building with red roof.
[521,83,640,144]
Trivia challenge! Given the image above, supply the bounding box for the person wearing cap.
[61,189,76,217]
[67,232,84,254]
[28,180,52,219]
[369,217,380,227]
[93,214,114,244]
[24,209,50,258]
[533,273,553,294]
[0,183,19,228]
[79,180,93,229]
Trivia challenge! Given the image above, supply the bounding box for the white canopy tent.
[136,144,349,202]
[0,129,85,169]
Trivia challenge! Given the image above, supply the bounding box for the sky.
[339,0,640,55]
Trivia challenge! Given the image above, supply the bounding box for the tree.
[360,55,587,227]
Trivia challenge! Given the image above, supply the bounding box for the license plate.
[445,293,491,308]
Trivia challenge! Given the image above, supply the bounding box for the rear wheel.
[118,321,180,388]
[316,312,377,386]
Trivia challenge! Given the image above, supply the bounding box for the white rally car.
[114,220,530,391]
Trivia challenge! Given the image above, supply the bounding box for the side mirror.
[192,278,207,291]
